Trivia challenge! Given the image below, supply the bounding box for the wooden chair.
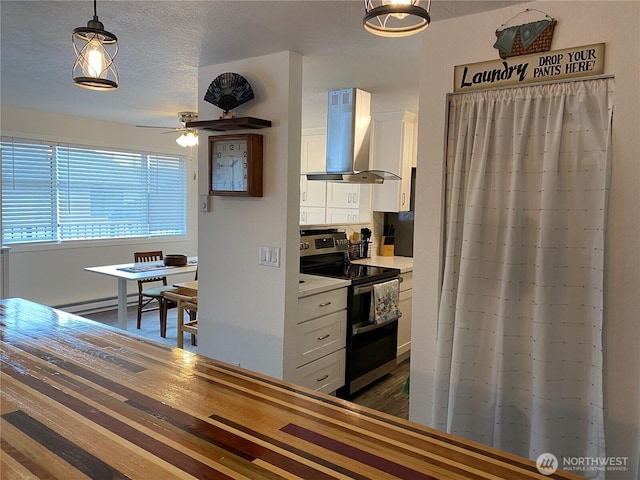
[162,291,198,348]
[134,251,177,338]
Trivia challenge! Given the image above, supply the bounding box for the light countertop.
[298,274,350,298]
[351,255,413,273]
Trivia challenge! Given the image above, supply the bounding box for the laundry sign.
[453,43,605,92]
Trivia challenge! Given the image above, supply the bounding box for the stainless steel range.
[300,229,401,397]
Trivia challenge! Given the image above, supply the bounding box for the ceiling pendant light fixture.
[363,0,431,38]
[72,0,119,90]
[176,130,199,148]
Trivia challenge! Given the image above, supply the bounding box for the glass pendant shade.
[176,131,198,148]
[72,2,118,90]
[363,0,431,37]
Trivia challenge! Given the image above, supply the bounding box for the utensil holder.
[348,241,371,260]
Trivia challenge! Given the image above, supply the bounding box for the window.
[1,137,187,245]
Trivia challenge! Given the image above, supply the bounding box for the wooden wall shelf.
[186,117,271,132]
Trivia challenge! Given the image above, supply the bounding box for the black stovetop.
[299,229,400,285]
[301,259,399,286]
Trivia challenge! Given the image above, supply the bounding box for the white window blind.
[1,137,187,245]
[1,139,56,243]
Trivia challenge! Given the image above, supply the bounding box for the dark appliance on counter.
[300,228,401,397]
[384,167,415,257]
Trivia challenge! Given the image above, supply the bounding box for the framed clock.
[208,133,263,197]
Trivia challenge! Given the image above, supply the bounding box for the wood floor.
[350,359,410,420]
[83,305,410,420]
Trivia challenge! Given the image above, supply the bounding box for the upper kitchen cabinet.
[300,132,328,208]
[326,183,371,224]
[370,111,417,212]
[300,129,371,226]
[300,131,328,225]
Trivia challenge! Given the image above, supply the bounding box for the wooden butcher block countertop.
[0,298,582,480]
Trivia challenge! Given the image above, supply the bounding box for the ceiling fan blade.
[136,125,183,131]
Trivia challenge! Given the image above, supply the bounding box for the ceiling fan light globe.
[176,131,198,147]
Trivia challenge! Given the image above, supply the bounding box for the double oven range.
[300,229,401,398]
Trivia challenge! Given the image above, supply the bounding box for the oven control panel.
[300,231,349,257]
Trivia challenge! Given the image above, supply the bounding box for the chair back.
[134,251,168,291]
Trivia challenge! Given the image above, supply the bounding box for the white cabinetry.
[370,111,417,213]
[300,134,327,207]
[295,288,347,393]
[326,183,359,208]
[299,131,371,225]
[326,182,361,223]
[398,271,413,362]
[300,133,328,225]
[326,208,359,224]
[300,207,326,225]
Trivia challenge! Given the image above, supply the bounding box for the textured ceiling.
[0,1,521,129]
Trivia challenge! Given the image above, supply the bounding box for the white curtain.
[433,78,614,478]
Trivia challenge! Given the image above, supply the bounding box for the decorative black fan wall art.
[204,73,255,118]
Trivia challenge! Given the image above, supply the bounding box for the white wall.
[195,51,302,379]
[0,106,199,308]
[411,2,639,477]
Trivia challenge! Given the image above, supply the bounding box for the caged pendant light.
[72,0,119,90]
[363,0,431,37]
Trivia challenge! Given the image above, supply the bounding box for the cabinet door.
[326,183,359,208]
[301,134,327,173]
[326,207,359,224]
[370,111,416,213]
[300,134,327,208]
[300,177,326,207]
[295,310,346,366]
[300,206,326,225]
[294,349,345,394]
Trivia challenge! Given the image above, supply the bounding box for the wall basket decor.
[493,9,556,59]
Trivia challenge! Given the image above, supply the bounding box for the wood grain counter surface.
[0,298,582,479]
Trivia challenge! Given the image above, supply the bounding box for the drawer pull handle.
[316,374,329,382]
[318,302,332,307]
[317,334,330,340]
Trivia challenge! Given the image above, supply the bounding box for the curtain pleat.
[433,79,614,479]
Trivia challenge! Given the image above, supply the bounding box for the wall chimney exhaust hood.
[306,88,400,184]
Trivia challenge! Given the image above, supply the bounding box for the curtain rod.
[448,73,615,97]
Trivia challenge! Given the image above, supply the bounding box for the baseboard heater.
[54,294,139,316]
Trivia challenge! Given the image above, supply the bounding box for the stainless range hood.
[306,88,400,184]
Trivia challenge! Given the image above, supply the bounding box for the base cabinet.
[398,272,413,362]
[293,349,345,393]
[294,288,347,394]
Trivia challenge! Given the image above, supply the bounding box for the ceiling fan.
[137,112,199,147]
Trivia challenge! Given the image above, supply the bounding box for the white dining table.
[84,257,197,330]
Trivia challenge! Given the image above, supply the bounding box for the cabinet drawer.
[296,310,346,366]
[294,349,345,394]
[400,271,413,292]
[298,288,347,322]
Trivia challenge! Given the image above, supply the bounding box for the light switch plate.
[259,246,281,267]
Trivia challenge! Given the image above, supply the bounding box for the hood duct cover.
[306,88,400,184]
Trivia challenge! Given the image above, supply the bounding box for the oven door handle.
[352,316,400,336]
[352,276,402,296]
